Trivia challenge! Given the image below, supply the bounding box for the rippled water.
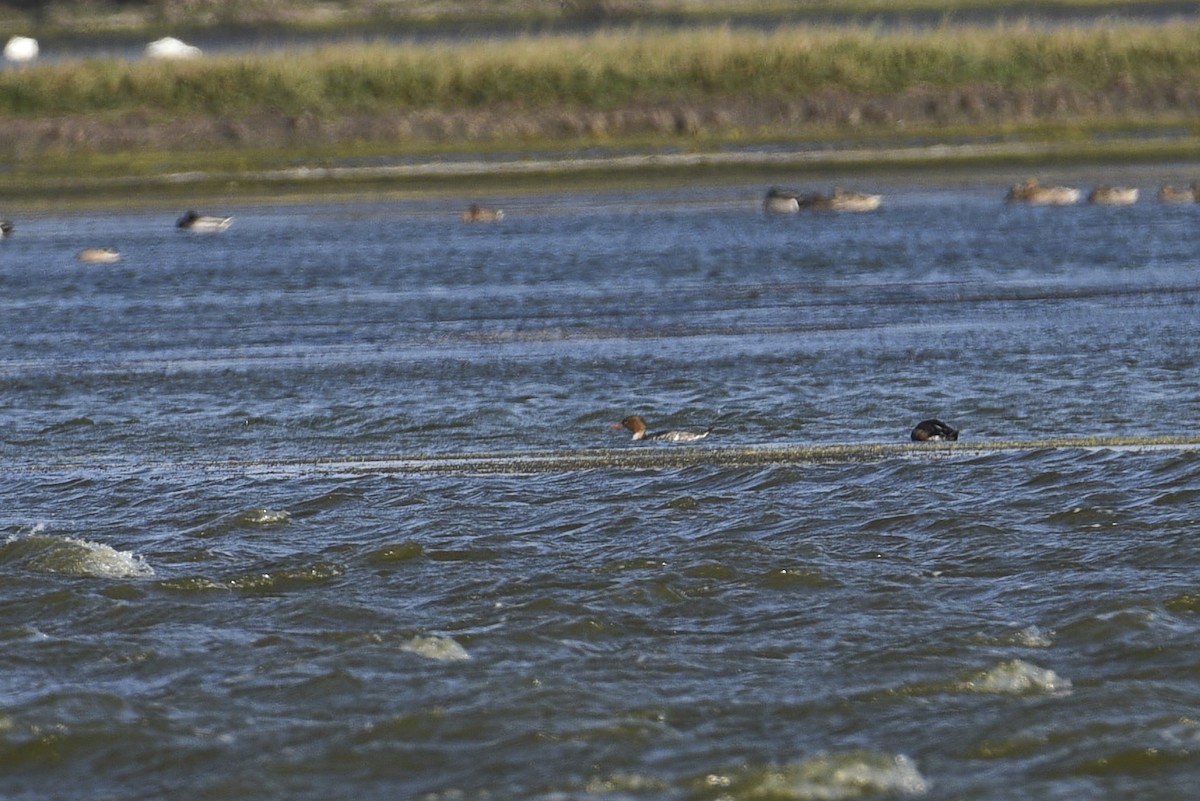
[1,183,1198,800]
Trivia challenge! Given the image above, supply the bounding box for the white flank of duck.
[763,187,801,214]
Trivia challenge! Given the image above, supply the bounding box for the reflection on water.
[0,185,1198,800]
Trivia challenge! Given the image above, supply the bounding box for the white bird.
[145,37,202,60]
[4,36,39,64]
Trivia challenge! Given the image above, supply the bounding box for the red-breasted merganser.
[910,419,959,442]
[612,415,712,442]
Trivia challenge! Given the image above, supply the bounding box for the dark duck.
[911,419,959,442]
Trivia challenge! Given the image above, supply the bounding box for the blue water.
[1,182,1198,800]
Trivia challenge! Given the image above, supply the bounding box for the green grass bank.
[3,16,1200,199]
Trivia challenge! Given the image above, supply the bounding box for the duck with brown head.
[612,415,712,443]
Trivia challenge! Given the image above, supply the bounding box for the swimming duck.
[461,204,504,223]
[910,419,959,442]
[612,415,712,443]
[1087,185,1139,205]
[1157,183,1198,203]
[76,247,121,263]
[0,219,12,238]
[177,210,232,232]
[1005,179,1080,205]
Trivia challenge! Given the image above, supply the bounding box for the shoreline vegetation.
[3,1,1200,201]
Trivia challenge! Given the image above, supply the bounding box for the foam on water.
[2,530,153,579]
[958,659,1071,695]
[399,635,471,662]
[187,506,292,537]
[240,507,291,525]
[710,750,928,800]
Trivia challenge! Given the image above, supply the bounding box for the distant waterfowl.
[808,187,883,212]
[76,247,121,264]
[145,37,202,60]
[1005,179,1080,205]
[461,204,504,223]
[795,188,883,212]
[0,220,12,238]
[3,36,38,64]
[764,187,801,214]
[1087,185,1139,205]
[910,419,959,442]
[1157,183,1198,203]
[767,186,882,213]
[612,415,712,443]
[177,210,232,232]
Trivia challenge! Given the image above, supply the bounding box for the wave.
[957,659,1071,695]
[185,506,291,537]
[1,529,153,579]
[399,635,471,662]
[709,750,928,800]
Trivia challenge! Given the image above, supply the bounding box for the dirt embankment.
[5,80,1199,156]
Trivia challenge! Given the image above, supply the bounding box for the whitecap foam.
[1012,625,1053,648]
[399,635,471,662]
[9,534,154,579]
[959,659,1070,695]
[713,750,928,800]
[241,508,291,526]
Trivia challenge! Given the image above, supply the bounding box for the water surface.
[1,184,1198,799]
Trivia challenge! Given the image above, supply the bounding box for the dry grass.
[2,21,1200,157]
[3,22,1200,114]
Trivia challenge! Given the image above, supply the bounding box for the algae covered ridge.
[3,0,1200,198]
[19,435,1200,479]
